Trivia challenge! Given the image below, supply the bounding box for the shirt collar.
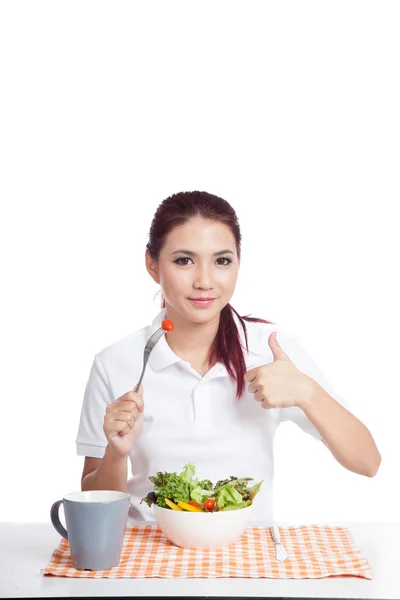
[147,308,264,375]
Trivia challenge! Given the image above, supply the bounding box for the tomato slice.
[204,498,215,511]
[188,501,201,508]
[161,319,174,332]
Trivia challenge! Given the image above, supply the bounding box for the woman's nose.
[193,265,213,289]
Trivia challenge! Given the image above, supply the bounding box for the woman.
[76,191,381,522]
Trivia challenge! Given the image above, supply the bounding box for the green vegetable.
[190,485,214,504]
[180,462,197,484]
[198,479,213,490]
[221,502,251,511]
[140,463,263,512]
[145,471,191,508]
[216,484,243,508]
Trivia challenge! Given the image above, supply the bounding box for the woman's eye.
[173,257,232,266]
[216,257,232,266]
[173,257,193,266]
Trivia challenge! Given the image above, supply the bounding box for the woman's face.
[146,217,240,325]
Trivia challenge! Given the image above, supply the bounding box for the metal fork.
[134,326,166,392]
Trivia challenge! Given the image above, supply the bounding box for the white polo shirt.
[76,309,348,524]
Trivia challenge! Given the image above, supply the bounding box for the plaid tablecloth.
[42,524,373,579]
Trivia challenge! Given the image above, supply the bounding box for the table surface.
[0,521,399,599]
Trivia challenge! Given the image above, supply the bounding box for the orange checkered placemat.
[42,524,373,579]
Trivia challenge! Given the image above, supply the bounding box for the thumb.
[268,332,290,361]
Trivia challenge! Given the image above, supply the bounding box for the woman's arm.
[81,445,128,492]
[299,382,381,477]
[245,331,381,477]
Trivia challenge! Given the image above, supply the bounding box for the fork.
[134,326,167,392]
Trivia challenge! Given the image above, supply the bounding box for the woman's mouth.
[188,297,216,307]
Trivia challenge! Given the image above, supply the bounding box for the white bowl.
[154,504,253,549]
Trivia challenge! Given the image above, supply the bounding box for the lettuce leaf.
[221,501,251,511]
[216,484,243,508]
[179,462,197,486]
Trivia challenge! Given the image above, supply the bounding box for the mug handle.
[50,500,68,540]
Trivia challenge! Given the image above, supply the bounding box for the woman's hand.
[244,332,315,409]
[103,386,145,457]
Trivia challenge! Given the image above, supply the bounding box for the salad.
[141,463,263,512]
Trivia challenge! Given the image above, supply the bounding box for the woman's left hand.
[244,332,315,409]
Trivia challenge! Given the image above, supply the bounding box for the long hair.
[146,191,272,397]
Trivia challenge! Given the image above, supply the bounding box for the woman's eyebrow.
[171,249,235,257]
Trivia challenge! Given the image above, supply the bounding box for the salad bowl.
[141,463,262,549]
[154,502,253,549]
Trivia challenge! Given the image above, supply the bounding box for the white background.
[0,1,399,523]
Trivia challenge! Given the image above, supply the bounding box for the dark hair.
[146,191,272,397]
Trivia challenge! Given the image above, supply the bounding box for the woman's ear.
[145,251,160,284]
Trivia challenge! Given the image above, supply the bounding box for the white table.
[0,522,398,599]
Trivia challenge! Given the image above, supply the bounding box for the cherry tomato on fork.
[204,498,215,511]
[161,319,174,332]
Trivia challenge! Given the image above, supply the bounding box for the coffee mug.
[50,490,130,570]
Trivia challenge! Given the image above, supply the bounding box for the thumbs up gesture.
[244,332,314,409]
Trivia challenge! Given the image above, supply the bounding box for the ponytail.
[210,304,272,398]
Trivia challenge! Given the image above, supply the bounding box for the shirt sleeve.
[277,331,350,441]
[75,355,113,458]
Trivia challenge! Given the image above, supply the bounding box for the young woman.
[76,191,381,522]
